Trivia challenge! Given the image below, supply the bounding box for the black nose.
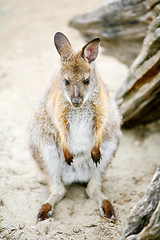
[71,97,83,107]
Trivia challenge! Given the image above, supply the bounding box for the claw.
[63,148,73,166]
[101,216,116,224]
[91,146,101,166]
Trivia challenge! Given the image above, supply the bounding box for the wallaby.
[28,32,121,221]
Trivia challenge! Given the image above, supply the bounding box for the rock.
[69,0,160,66]
[121,163,160,240]
[116,16,160,127]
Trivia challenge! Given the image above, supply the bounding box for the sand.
[0,0,160,239]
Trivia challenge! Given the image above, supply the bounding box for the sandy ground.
[0,0,160,239]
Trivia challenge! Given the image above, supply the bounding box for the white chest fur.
[67,106,94,155]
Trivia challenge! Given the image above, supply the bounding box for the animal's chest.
[67,108,94,155]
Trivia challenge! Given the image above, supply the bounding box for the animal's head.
[54,32,100,108]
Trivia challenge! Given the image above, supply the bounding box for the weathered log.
[121,163,160,240]
[116,16,160,127]
[69,0,160,66]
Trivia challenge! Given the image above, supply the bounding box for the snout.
[71,97,83,107]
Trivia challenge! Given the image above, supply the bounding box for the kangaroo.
[28,32,121,221]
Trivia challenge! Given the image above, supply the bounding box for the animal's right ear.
[81,38,100,63]
[54,32,73,60]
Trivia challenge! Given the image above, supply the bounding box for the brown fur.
[91,145,101,166]
[37,203,52,221]
[46,54,102,165]
[102,199,115,220]
[28,33,121,222]
[47,54,108,165]
[91,72,109,164]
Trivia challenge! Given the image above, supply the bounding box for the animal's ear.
[54,32,73,60]
[81,38,100,63]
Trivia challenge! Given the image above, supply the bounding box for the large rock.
[122,163,160,240]
[116,16,160,127]
[69,0,160,66]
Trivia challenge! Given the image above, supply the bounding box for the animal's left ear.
[81,38,100,63]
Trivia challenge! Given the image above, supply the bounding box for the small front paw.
[91,146,101,166]
[101,199,116,222]
[37,203,52,221]
[64,149,73,165]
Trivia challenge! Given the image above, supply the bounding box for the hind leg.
[86,171,115,221]
[37,179,66,221]
[86,138,118,220]
[36,143,66,221]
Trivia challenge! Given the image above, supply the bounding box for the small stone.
[10,228,15,231]
[0,200,4,207]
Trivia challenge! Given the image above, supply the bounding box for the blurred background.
[0,1,159,239]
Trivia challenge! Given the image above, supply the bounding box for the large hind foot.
[101,199,116,222]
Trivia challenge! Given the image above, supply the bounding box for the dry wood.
[116,16,160,127]
[69,0,160,66]
[122,163,160,240]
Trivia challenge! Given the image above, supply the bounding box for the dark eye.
[84,77,90,85]
[64,79,70,86]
